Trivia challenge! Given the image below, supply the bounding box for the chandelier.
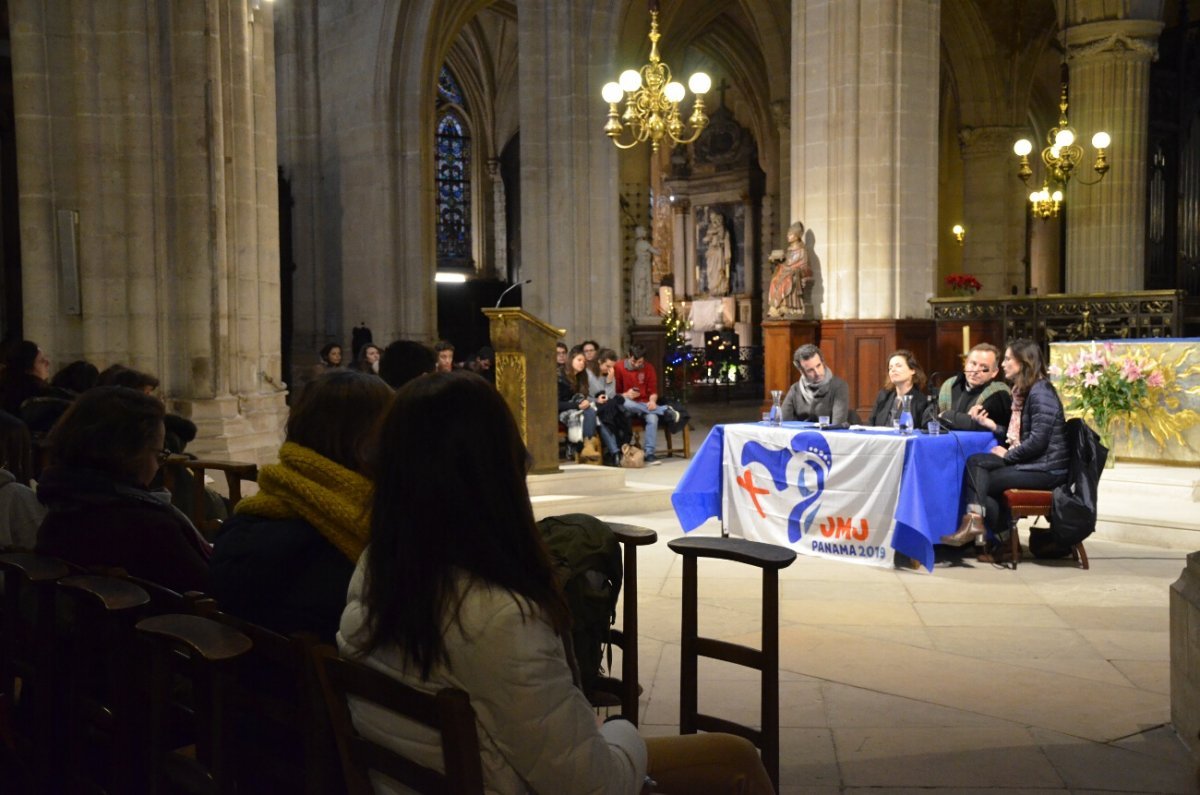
[601,2,711,152]
[1013,82,1109,220]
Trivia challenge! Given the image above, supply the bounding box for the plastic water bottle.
[898,394,914,435]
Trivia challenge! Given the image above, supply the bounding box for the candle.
[962,325,970,356]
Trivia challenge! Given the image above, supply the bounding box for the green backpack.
[535,514,623,696]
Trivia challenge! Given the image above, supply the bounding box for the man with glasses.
[936,342,1012,432]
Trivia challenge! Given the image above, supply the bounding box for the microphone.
[495,279,532,308]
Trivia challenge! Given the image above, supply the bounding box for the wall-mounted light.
[951,224,965,246]
[249,0,274,23]
[435,272,468,284]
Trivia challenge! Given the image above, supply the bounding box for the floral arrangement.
[1051,342,1200,451]
[945,273,982,296]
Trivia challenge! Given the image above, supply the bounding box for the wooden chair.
[310,644,484,795]
[194,606,343,794]
[630,415,691,459]
[0,553,74,793]
[136,613,253,795]
[590,523,657,724]
[999,489,1089,570]
[668,536,797,792]
[55,574,152,794]
[161,456,258,537]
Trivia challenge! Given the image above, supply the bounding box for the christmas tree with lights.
[662,305,692,401]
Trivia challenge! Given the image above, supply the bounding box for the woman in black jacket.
[867,349,930,429]
[941,339,1069,547]
[557,345,600,459]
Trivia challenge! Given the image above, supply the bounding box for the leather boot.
[940,512,984,547]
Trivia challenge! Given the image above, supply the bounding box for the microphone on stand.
[495,279,532,308]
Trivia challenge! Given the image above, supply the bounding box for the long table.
[671,423,995,571]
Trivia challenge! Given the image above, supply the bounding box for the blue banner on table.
[722,425,905,567]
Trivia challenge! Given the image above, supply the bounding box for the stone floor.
[586,397,1199,794]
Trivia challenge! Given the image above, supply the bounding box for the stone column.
[488,158,506,281]
[1062,15,1164,292]
[790,0,940,319]
[958,126,1028,297]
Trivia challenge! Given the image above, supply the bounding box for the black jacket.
[1003,380,1070,473]
[867,388,930,428]
[1051,418,1107,545]
[208,513,354,644]
[937,374,1013,432]
[557,372,589,413]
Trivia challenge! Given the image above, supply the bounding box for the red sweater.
[614,359,658,404]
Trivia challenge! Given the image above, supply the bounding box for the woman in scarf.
[781,343,851,424]
[208,370,393,642]
[941,339,1069,549]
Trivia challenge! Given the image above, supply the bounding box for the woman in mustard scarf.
[208,370,393,642]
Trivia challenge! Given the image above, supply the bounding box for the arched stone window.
[436,68,471,269]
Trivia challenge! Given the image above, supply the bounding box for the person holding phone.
[613,344,679,465]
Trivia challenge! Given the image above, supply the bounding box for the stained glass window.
[436,111,471,265]
[438,67,464,105]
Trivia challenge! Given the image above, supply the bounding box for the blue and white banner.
[721,425,906,567]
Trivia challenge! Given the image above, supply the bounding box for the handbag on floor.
[578,436,603,464]
[620,436,645,469]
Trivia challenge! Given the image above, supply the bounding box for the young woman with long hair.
[942,339,1070,549]
[339,371,772,793]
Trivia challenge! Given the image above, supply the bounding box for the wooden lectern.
[482,308,564,475]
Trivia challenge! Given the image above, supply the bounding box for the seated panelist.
[781,344,850,424]
[867,349,930,428]
[937,343,1012,432]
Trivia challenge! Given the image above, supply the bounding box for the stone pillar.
[671,199,690,300]
[790,0,940,319]
[1171,552,1200,758]
[517,0,623,344]
[9,0,287,463]
[1062,15,1164,292]
[958,126,1028,297]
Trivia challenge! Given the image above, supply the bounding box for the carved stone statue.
[767,221,813,318]
[631,226,658,324]
[703,209,731,296]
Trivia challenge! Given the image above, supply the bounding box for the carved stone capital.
[770,99,789,130]
[1064,19,1163,64]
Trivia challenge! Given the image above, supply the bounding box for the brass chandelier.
[1013,82,1109,220]
[601,1,711,152]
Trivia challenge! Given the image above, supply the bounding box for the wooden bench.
[556,417,690,459]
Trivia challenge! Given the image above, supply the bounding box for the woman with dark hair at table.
[941,339,1069,548]
[339,370,773,794]
[867,349,930,428]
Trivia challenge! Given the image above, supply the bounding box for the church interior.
[2,0,1200,791]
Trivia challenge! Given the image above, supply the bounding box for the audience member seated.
[614,343,680,466]
[35,386,211,592]
[557,345,608,462]
[0,410,45,550]
[378,340,436,390]
[781,343,850,424]
[352,343,382,375]
[434,339,455,373]
[592,348,627,466]
[209,370,392,643]
[304,342,344,390]
[867,349,930,428]
[584,341,607,396]
[0,340,52,416]
[555,341,568,371]
[97,364,159,393]
[50,360,100,395]
[338,371,773,794]
[942,339,1069,548]
[936,342,1013,432]
[466,345,496,384]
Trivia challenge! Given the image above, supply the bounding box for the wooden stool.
[591,523,657,724]
[668,536,797,791]
[1001,489,1089,570]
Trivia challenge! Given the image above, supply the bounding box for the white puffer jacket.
[338,556,647,794]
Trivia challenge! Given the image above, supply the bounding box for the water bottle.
[770,390,783,426]
[898,394,914,435]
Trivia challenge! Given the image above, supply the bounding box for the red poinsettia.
[944,273,982,295]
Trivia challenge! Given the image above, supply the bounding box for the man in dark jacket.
[937,343,1012,432]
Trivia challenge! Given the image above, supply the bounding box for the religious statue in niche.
[630,226,658,323]
[702,209,731,296]
[767,221,813,318]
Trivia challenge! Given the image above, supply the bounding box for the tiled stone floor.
[596,508,1196,793]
